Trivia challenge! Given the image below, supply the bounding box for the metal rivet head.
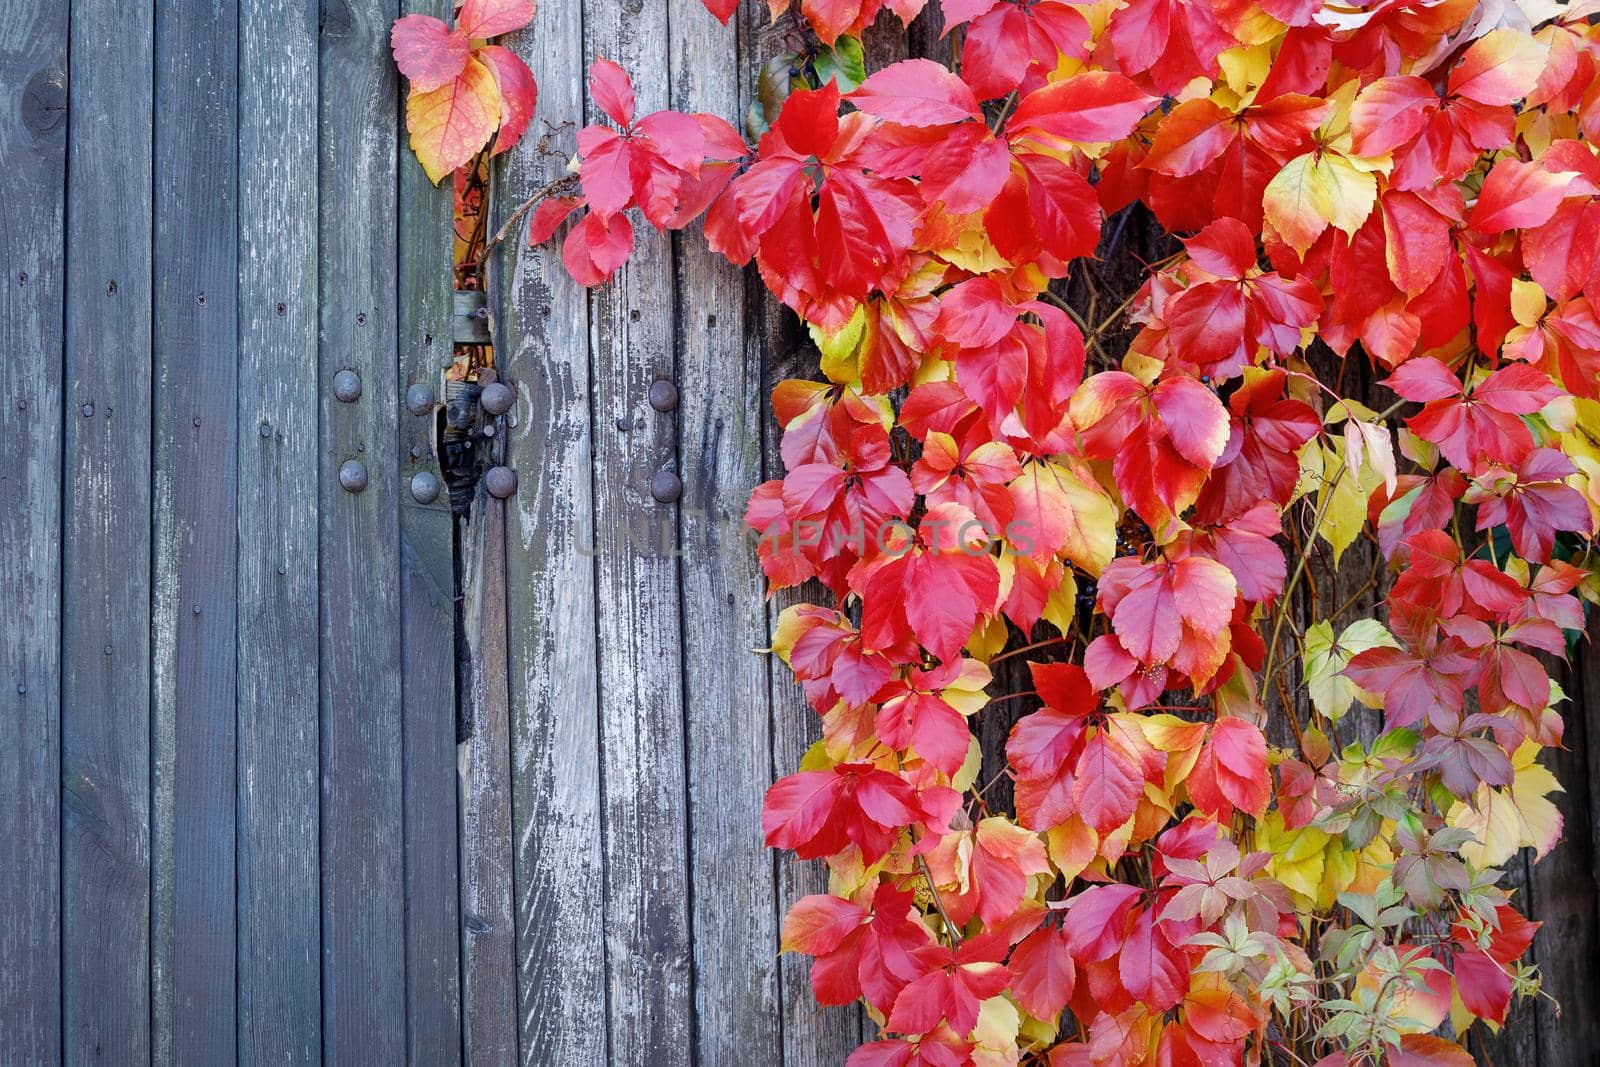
[405,383,435,416]
[333,369,362,403]
[104,644,113,655]
[259,421,272,438]
[484,466,517,499]
[615,416,631,431]
[339,459,368,493]
[80,401,94,417]
[648,380,678,412]
[16,684,26,694]
[480,381,515,416]
[650,470,683,503]
[410,470,441,505]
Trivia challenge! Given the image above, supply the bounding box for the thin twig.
[477,173,581,266]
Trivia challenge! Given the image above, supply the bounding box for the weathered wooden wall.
[2,2,1599,1066]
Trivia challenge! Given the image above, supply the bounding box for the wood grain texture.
[1528,653,1600,1062]
[396,3,463,1062]
[318,0,405,1059]
[494,5,608,1062]
[150,0,240,1061]
[0,2,66,1062]
[237,0,321,1061]
[743,5,869,1056]
[670,4,784,1064]
[60,0,154,1062]
[584,2,695,1061]
[458,492,518,1065]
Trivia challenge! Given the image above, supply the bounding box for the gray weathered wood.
[584,3,695,1061]
[396,3,464,1062]
[150,0,240,1060]
[494,6,608,1062]
[318,0,406,1060]
[458,489,518,1065]
[237,0,321,1061]
[0,3,66,1062]
[670,4,783,1064]
[60,0,154,1061]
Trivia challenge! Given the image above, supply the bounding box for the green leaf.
[813,36,866,91]
[1303,619,1397,720]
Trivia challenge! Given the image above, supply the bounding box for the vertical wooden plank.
[494,8,607,1064]
[584,2,694,1061]
[319,0,405,1059]
[740,4,865,1057]
[457,490,517,1064]
[1528,653,1600,1061]
[0,4,66,1063]
[396,3,462,1063]
[150,0,240,1061]
[60,0,154,1061]
[669,5,782,1065]
[237,0,321,1062]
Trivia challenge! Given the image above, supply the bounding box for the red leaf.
[1118,906,1186,1011]
[527,195,582,244]
[1350,76,1438,156]
[561,209,633,286]
[456,0,536,38]
[391,15,469,92]
[848,59,980,126]
[1073,732,1142,833]
[1008,71,1156,145]
[477,45,537,156]
[699,0,740,23]
[1009,925,1075,1019]
[589,57,635,127]
[782,893,868,955]
[1471,157,1579,233]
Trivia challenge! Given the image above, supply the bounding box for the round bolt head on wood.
[647,379,679,412]
[480,381,515,416]
[484,465,517,499]
[405,382,435,415]
[410,470,441,504]
[650,470,683,503]
[338,459,368,493]
[333,368,362,403]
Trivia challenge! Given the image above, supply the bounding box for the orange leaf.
[406,55,502,184]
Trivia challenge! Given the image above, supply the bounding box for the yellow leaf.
[1045,817,1098,882]
[1314,440,1381,565]
[972,996,1022,1067]
[1010,461,1118,576]
[1448,740,1564,867]
[812,305,867,387]
[406,55,502,184]
[1263,151,1378,256]
[1511,278,1548,327]
[1303,619,1397,721]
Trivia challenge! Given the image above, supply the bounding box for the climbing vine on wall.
[396,0,1600,1063]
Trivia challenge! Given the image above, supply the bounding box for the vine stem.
[915,851,963,946]
[988,634,1072,665]
[1262,456,1347,687]
[476,173,581,267]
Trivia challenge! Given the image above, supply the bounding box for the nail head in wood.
[480,381,515,416]
[333,368,362,403]
[410,470,441,504]
[405,382,435,415]
[650,470,682,503]
[647,379,678,412]
[484,466,517,499]
[339,459,368,493]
